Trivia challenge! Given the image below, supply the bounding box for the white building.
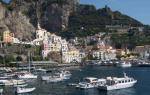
[32,23,49,45]
[42,34,69,58]
[92,40,116,60]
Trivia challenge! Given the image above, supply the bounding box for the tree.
[16,56,23,61]
[32,56,42,61]
[5,55,15,63]
[0,55,3,64]
[48,51,62,63]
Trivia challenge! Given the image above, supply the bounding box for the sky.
[80,0,150,25]
[2,0,150,25]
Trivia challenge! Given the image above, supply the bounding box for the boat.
[17,71,37,79]
[36,68,47,72]
[0,88,3,95]
[98,73,137,91]
[14,84,28,87]
[76,77,106,89]
[16,52,37,79]
[42,75,63,82]
[42,71,71,82]
[60,71,72,80]
[16,87,36,94]
[117,61,132,68]
[3,79,25,86]
[0,77,25,86]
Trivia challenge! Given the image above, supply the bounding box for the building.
[36,23,48,40]
[32,23,49,45]
[42,34,69,58]
[92,40,116,60]
[3,30,14,43]
[41,33,82,63]
[92,47,116,61]
[132,45,150,60]
[106,25,130,33]
[62,46,81,63]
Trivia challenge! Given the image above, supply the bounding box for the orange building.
[3,30,14,43]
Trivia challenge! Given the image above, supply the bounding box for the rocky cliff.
[0,0,79,40]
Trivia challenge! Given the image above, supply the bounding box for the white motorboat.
[0,77,25,86]
[98,73,137,91]
[60,71,72,80]
[5,79,25,86]
[42,74,63,82]
[117,61,132,68]
[36,68,47,72]
[0,88,3,95]
[16,87,36,94]
[17,52,37,79]
[17,72,37,79]
[76,77,106,89]
[14,84,28,87]
[42,71,71,82]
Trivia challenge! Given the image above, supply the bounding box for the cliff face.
[39,0,79,32]
[0,0,79,40]
[0,1,36,40]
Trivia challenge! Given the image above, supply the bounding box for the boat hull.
[98,81,137,91]
[18,75,37,79]
[17,87,36,94]
[117,64,132,68]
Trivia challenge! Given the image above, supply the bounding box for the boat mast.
[28,51,31,73]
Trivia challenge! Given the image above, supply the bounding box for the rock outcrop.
[0,0,79,40]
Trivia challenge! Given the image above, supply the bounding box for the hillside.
[0,0,79,40]
[62,5,143,38]
[0,1,149,48]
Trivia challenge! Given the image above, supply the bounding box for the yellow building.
[3,30,14,43]
[62,48,81,63]
[116,49,126,56]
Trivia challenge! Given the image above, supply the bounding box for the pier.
[10,61,81,69]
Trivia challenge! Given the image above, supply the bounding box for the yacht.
[17,52,37,79]
[98,73,137,91]
[42,74,63,82]
[61,71,72,80]
[42,71,71,82]
[117,61,132,68]
[14,83,28,87]
[16,87,36,94]
[76,77,106,89]
[0,76,25,86]
[6,79,25,86]
[17,71,37,79]
[0,88,3,95]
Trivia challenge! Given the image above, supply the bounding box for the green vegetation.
[5,55,15,63]
[16,56,23,61]
[64,5,142,38]
[32,56,43,61]
[110,27,150,49]
[0,56,3,64]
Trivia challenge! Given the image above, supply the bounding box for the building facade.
[3,30,14,43]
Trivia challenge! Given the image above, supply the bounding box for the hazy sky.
[80,0,150,25]
[3,0,150,25]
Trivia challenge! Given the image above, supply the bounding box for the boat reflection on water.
[74,88,136,95]
[99,88,136,95]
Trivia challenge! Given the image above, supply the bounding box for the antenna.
[36,1,40,29]
[123,72,128,78]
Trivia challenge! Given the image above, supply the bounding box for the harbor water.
[3,66,150,95]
